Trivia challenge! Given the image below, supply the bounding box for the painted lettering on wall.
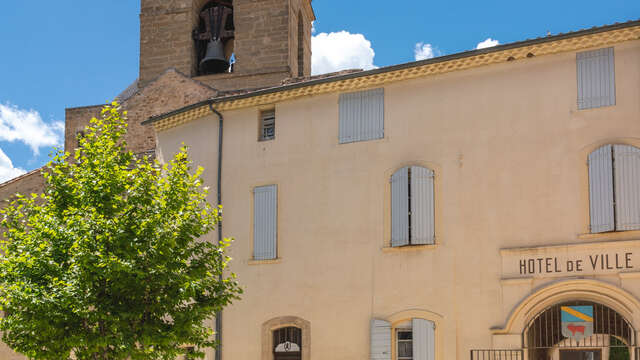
[519,253,633,275]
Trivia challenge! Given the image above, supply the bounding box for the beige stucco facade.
[2,0,640,357]
[154,37,640,359]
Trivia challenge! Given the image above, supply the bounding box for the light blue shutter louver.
[577,47,615,110]
[588,145,614,233]
[253,185,277,260]
[391,167,409,247]
[613,145,640,231]
[339,88,384,143]
[412,318,435,360]
[411,166,435,245]
[370,319,391,360]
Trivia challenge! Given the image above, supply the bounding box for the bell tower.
[139,0,314,90]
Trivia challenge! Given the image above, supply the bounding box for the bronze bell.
[200,39,229,74]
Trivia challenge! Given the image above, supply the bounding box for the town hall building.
[2,1,640,360]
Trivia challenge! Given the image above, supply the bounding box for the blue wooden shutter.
[588,145,614,233]
[412,318,435,360]
[411,166,435,245]
[577,47,615,110]
[339,91,361,143]
[391,167,409,247]
[370,319,391,360]
[253,185,277,260]
[339,88,384,143]
[360,88,385,141]
[613,145,640,231]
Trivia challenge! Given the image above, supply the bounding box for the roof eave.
[143,19,640,129]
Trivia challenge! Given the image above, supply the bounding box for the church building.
[2,1,640,360]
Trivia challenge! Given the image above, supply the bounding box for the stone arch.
[493,279,640,338]
[261,316,310,360]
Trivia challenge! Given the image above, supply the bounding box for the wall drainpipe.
[209,102,223,360]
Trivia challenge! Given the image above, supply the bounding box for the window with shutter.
[588,144,640,233]
[577,47,615,110]
[371,317,436,360]
[339,88,384,143]
[391,166,435,247]
[260,109,276,141]
[254,185,277,260]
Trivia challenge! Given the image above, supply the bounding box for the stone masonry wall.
[140,0,194,86]
[194,70,290,91]
[64,105,104,154]
[232,0,291,76]
[122,69,217,156]
[0,170,46,212]
[289,0,312,78]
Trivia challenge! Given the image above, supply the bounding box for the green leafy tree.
[0,103,241,359]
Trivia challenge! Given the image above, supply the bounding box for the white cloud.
[476,38,500,49]
[0,147,26,183]
[414,42,436,61]
[311,31,376,75]
[0,103,64,155]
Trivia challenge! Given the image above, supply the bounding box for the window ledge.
[577,230,640,241]
[382,244,437,253]
[248,258,282,265]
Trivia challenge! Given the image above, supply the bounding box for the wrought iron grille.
[523,301,635,349]
[470,349,523,360]
[273,326,302,351]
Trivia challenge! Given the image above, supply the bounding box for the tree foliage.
[0,103,241,359]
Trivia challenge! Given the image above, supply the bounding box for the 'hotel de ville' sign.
[500,239,640,279]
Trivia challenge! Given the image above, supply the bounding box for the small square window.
[259,109,275,141]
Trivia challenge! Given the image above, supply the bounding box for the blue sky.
[0,0,638,182]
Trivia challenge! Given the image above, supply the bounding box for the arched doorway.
[524,301,636,360]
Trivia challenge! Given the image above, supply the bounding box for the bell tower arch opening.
[193,0,235,76]
[140,0,314,90]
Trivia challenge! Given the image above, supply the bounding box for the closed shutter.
[588,145,614,233]
[391,167,409,247]
[411,166,435,245]
[370,319,391,360]
[339,88,384,143]
[253,185,277,260]
[361,88,385,141]
[577,47,615,110]
[412,318,435,360]
[613,145,640,231]
[339,91,360,143]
